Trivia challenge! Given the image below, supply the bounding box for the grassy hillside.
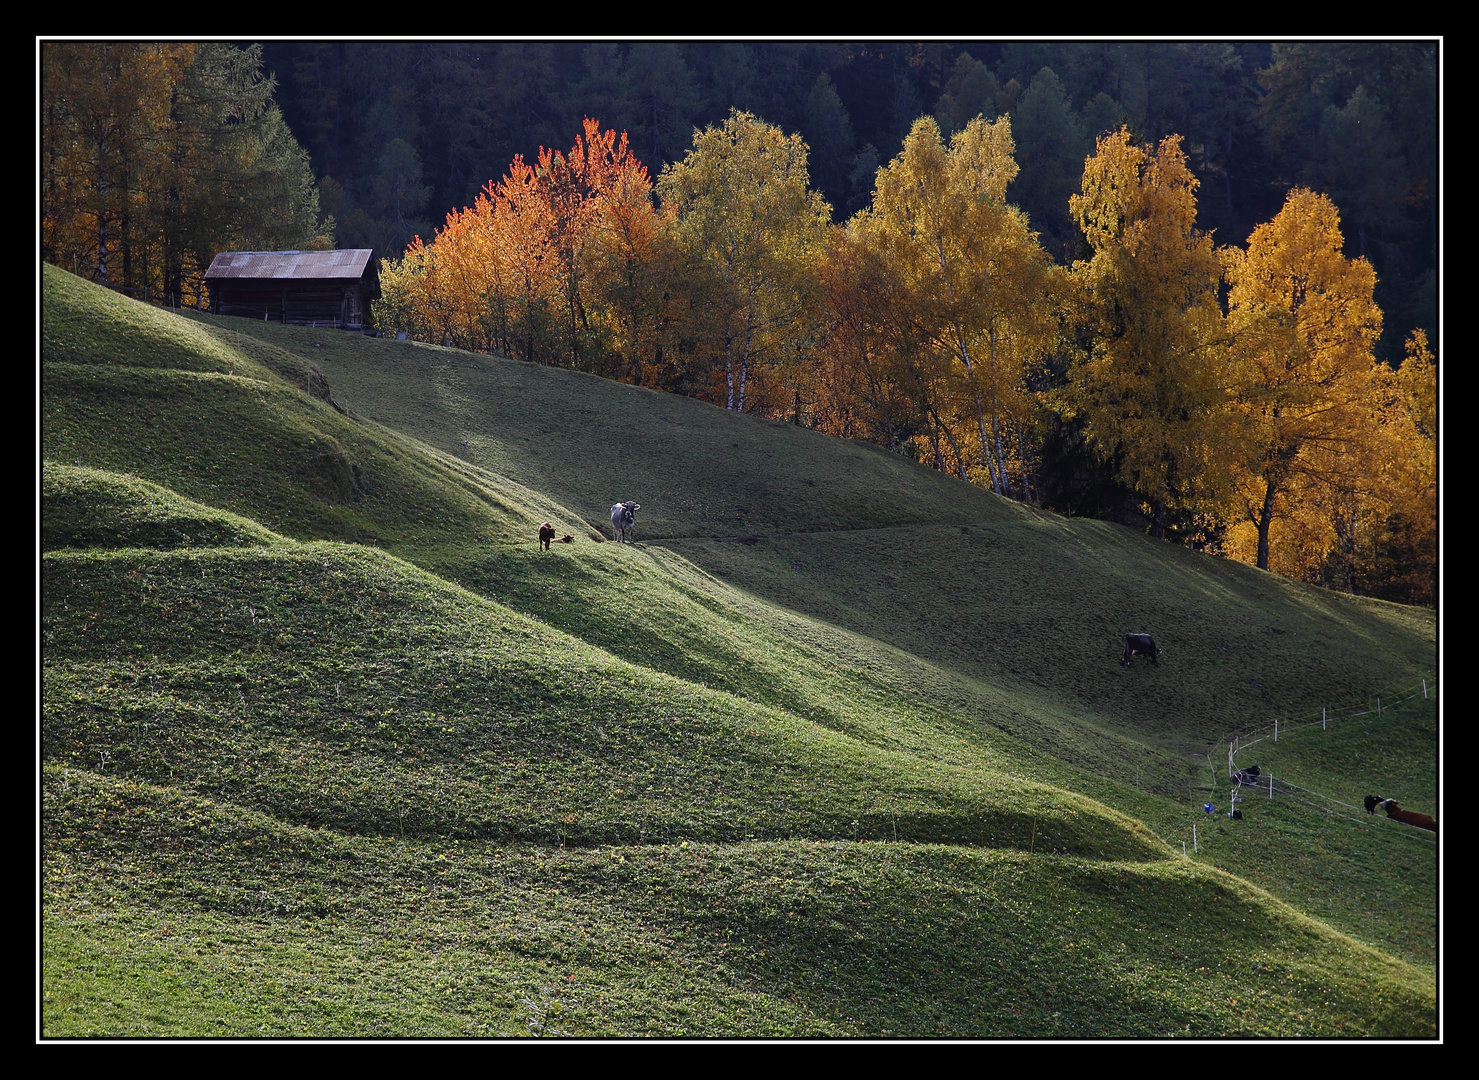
[44,535,1162,857]
[214,311,1433,738]
[40,265,1439,1036]
[43,766,1429,1037]
[1200,694,1439,972]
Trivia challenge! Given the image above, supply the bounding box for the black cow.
[1121,633,1162,665]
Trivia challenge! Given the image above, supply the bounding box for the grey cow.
[610,501,640,543]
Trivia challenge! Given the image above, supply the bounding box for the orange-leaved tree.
[539,118,655,369]
[1304,328,1436,602]
[1369,329,1437,604]
[812,225,932,454]
[376,119,664,370]
[567,121,675,386]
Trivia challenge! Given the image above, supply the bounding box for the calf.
[610,501,640,544]
[538,522,556,550]
[1122,633,1162,665]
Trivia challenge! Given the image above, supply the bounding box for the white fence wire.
[1175,674,1439,853]
[1222,675,1436,766]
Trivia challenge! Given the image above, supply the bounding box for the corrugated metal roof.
[204,249,376,281]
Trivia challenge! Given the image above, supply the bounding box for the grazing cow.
[538,522,556,550]
[1365,794,1437,833]
[1121,633,1162,665]
[610,501,640,544]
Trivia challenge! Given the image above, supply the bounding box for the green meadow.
[40,264,1439,1037]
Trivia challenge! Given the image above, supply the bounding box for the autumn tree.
[1066,127,1232,537]
[1367,329,1437,604]
[375,119,667,374]
[655,110,832,413]
[42,42,327,306]
[1221,187,1384,573]
[42,43,189,288]
[580,141,677,388]
[849,115,1057,497]
[534,118,659,369]
[812,225,931,453]
[374,148,544,357]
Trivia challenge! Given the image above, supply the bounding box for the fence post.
[1378,697,1382,717]
[1275,718,1278,742]
[1323,706,1326,730]
[1193,823,1198,852]
[1423,679,1428,699]
[1268,774,1273,799]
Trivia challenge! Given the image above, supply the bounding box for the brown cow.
[1365,794,1437,833]
[538,522,556,550]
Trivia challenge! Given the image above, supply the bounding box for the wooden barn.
[204,249,380,330]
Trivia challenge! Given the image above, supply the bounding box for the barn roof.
[204,249,376,281]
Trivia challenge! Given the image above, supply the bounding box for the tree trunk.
[993,415,1009,499]
[96,168,109,285]
[736,308,754,413]
[1016,418,1035,504]
[1256,480,1276,571]
[972,397,1000,494]
[941,421,968,481]
[723,327,736,411]
[121,204,132,295]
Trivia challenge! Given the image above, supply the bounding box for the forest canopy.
[257,41,1436,367]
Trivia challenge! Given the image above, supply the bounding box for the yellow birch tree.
[655,110,832,412]
[1066,127,1232,537]
[1222,187,1383,572]
[855,115,1056,496]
